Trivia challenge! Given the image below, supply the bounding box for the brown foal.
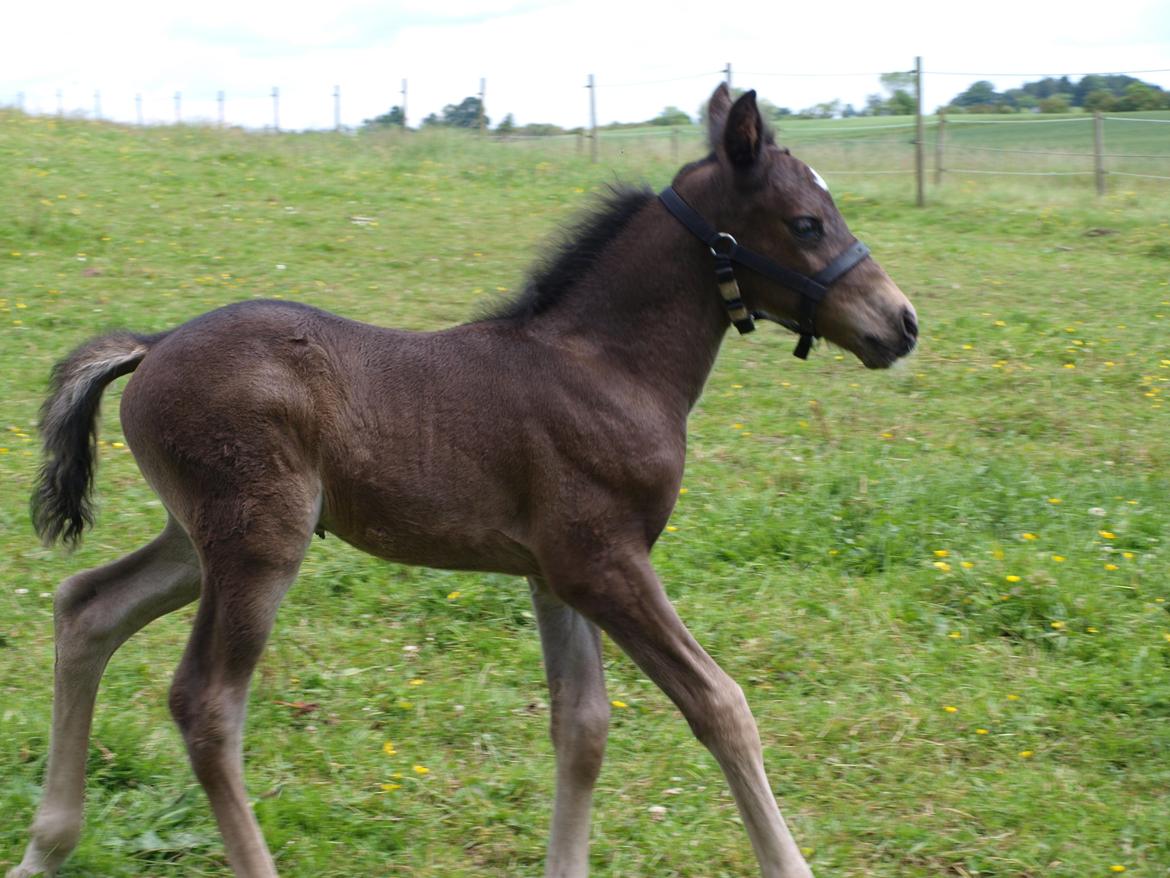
[11,85,916,878]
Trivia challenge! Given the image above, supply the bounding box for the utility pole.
[587,74,598,163]
[174,91,182,124]
[217,91,225,127]
[724,62,732,89]
[401,78,408,128]
[56,89,63,117]
[914,56,925,207]
[272,87,280,132]
[93,90,101,120]
[333,85,341,131]
[136,93,144,126]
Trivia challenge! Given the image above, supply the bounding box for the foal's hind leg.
[8,518,201,878]
[168,504,316,878]
[529,578,610,878]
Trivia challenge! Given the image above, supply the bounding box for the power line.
[929,67,1170,77]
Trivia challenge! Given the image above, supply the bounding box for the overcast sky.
[4,0,1168,130]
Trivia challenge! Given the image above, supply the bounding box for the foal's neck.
[534,200,730,413]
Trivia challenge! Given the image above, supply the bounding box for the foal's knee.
[551,695,610,782]
[52,572,114,655]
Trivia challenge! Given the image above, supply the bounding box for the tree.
[650,106,692,126]
[950,80,1000,110]
[362,105,405,129]
[496,113,515,136]
[436,96,488,129]
[1117,82,1166,111]
[1083,89,1117,113]
[1038,94,1070,113]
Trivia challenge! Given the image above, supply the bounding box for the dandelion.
[1048,498,1062,505]
[382,741,397,757]
[1099,530,1115,539]
[1122,552,1134,560]
[1005,575,1021,583]
[948,631,962,639]
[412,765,430,775]
[933,561,952,572]
[1018,750,1034,759]
[961,561,975,569]
[943,705,958,713]
[611,700,628,709]
[1021,533,1038,541]
[678,487,688,495]
[975,728,989,735]
[447,590,461,600]
[934,549,949,558]
[1104,563,1118,572]
[665,525,678,533]
[408,678,424,686]
[1051,555,1066,563]
[1006,694,1020,701]
[1050,621,1065,630]
[381,782,401,791]
[1087,627,1099,634]
[1110,866,1126,873]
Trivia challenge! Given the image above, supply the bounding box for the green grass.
[1,111,1169,877]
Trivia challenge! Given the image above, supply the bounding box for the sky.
[3,0,1169,130]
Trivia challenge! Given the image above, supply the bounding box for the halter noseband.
[659,187,871,359]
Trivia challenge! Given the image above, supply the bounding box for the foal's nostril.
[902,309,919,340]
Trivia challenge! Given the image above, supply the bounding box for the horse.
[9,84,917,878]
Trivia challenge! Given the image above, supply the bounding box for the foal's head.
[675,85,918,368]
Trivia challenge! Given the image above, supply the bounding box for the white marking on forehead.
[809,166,830,192]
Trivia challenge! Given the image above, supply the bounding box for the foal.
[10,85,916,878]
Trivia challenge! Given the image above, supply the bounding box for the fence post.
[1093,111,1106,196]
[478,77,486,134]
[935,109,946,185]
[587,74,598,163]
[914,56,925,207]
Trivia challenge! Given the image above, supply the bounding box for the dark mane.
[483,184,655,323]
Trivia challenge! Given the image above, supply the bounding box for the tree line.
[361,72,1169,134]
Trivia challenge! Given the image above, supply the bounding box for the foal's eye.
[788,217,823,242]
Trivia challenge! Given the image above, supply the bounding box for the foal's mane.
[483,184,655,323]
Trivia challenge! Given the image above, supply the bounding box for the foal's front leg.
[529,578,610,878]
[540,550,813,878]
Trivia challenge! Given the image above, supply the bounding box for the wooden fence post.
[914,56,925,207]
[588,74,598,163]
[1094,111,1106,196]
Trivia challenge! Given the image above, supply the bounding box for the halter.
[659,187,871,359]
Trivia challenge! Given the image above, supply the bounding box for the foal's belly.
[317,478,539,577]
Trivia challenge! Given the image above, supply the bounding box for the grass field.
[1,110,1169,877]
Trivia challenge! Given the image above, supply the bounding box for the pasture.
[1,110,1168,877]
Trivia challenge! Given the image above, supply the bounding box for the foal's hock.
[11,85,916,878]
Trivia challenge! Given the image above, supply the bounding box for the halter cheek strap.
[658,187,870,359]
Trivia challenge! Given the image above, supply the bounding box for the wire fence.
[5,62,1169,198]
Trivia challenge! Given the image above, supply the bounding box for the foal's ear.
[706,82,733,151]
[723,90,764,170]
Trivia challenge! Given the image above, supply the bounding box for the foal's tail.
[32,330,168,547]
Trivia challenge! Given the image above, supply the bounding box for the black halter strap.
[658,187,870,359]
